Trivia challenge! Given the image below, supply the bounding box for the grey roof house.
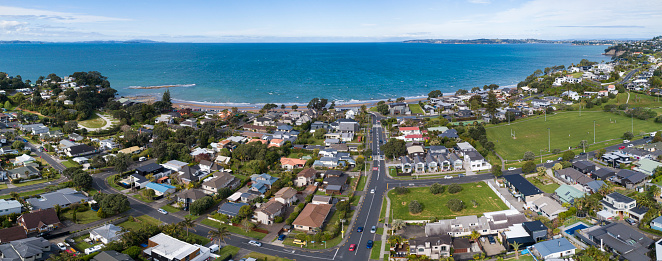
[26,188,88,210]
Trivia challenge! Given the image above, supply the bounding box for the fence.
[486,180,516,210]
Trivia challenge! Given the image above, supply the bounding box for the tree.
[72,208,78,223]
[522,161,536,173]
[470,230,481,242]
[394,187,409,195]
[382,139,407,159]
[142,189,156,200]
[578,140,589,151]
[89,155,106,169]
[562,150,575,161]
[307,98,328,112]
[189,196,215,215]
[162,89,172,109]
[428,90,442,98]
[63,121,78,134]
[122,246,142,259]
[313,128,327,139]
[523,151,535,161]
[208,226,230,245]
[11,140,24,150]
[180,216,197,236]
[113,153,132,173]
[94,193,130,215]
[10,192,19,201]
[510,242,522,259]
[491,164,502,177]
[448,184,462,194]
[485,91,499,118]
[447,198,464,212]
[409,200,423,214]
[430,183,445,194]
[3,101,11,110]
[291,105,298,111]
[241,219,255,233]
[97,208,106,218]
[376,103,389,115]
[552,163,563,170]
[71,171,93,190]
[391,219,405,231]
[623,131,634,140]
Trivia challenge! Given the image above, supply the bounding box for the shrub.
[394,187,409,195]
[447,198,464,212]
[409,200,423,214]
[122,246,142,258]
[522,161,537,173]
[448,184,462,194]
[430,183,445,194]
[523,151,535,161]
[274,216,284,223]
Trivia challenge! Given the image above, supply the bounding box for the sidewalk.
[378,193,391,260]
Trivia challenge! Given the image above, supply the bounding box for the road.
[0,136,67,195]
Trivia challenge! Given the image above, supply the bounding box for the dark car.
[488,236,496,244]
[367,240,374,249]
[277,234,286,241]
[357,226,364,233]
[626,218,637,225]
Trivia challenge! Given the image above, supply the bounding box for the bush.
[122,246,142,258]
[448,184,462,194]
[394,187,409,195]
[447,198,465,212]
[430,183,445,194]
[562,150,575,162]
[274,216,284,223]
[409,200,423,214]
[523,151,535,161]
[522,161,537,173]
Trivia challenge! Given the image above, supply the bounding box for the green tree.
[71,171,93,190]
[448,184,463,194]
[313,128,327,139]
[11,140,24,150]
[510,242,522,259]
[63,121,78,134]
[142,189,156,200]
[469,230,481,242]
[523,151,535,161]
[3,100,11,110]
[447,198,464,212]
[208,226,230,245]
[430,183,445,194]
[113,153,132,173]
[122,246,142,259]
[428,90,442,98]
[376,103,389,115]
[72,208,78,223]
[307,98,328,112]
[291,105,298,111]
[179,216,197,237]
[623,131,634,140]
[409,200,423,214]
[485,91,499,119]
[162,89,172,109]
[382,139,407,159]
[562,150,575,161]
[491,164,502,177]
[522,161,537,173]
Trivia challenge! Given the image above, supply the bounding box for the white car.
[370,189,375,194]
[623,140,630,143]
[546,160,554,163]
[157,208,168,215]
[57,243,67,251]
[444,175,452,179]
[507,167,516,171]
[248,240,262,247]
[628,144,634,148]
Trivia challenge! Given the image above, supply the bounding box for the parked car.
[507,167,516,171]
[370,189,375,194]
[357,226,364,233]
[557,157,563,161]
[370,226,377,233]
[626,218,637,225]
[248,240,262,247]
[277,234,286,241]
[458,174,466,177]
[619,146,626,149]
[139,156,147,161]
[209,244,220,253]
[157,208,168,215]
[349,244,357,251]
[623,140,630,143]
[367,240,374,249]
[546,160,553,163]
[57,243,67,251]
[444,175,452,179]
[488,236,496,244]
[628,144,634,148]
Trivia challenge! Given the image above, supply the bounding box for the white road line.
[355,188,378,256]
[333,248,340,260]
[245,243,332,260]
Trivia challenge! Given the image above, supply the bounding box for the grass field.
[487,111,662,160]
[200,219,267,239]
[79,113,107,129]
[61,209,101,224]
[409,104,424,114]
[357,176,367,191]
[526,176,560,194]
[0,189,46,199]
[62,160,81,168]
[160,205,181,213]
[118,215,163,231]
[388,182,508,220]
[133,193,154,203]
[215,245,240,260]
[370,241,383,259]
[245,252,293,261]
[15,174,60,187]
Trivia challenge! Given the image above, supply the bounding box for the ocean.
[0,43,608,105]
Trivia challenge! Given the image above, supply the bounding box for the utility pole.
[594,120,596,144]
[544,109,546,121]
[631,113,634,134]
[540,149,543,164]
[548,128,551,152]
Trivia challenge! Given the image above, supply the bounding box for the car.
[370,226,377,233]
[626,218,637,225]
[248,240,262,247]
[370,189,375,194]
[38,231,50,237]
[488,236,496,244]
[408,183,415,186]
[372,167,378,171]
[367,240,374,249]
[209,244,221,253]
[57,243,67,251]
[546,160,553,163]
[349,244,357,251]
[507,167,516,171]
[644,136,650,139]
[628,144,634,148]
[357,226,364,232]
[444,175,452,179]
[277,234,286,241]
[158,208,168,215]
[139,156,147,161]
[579,152,586,155]
[457,174,465,178]
[619,146,626,149]
[623,139,630,143]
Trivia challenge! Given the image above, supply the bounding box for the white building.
[143,233,211,261]
[0,199,22,216]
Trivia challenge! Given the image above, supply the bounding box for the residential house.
[530,196,567,219]
[177,189,208,205]
[0,199,22,216]
[585,180,607,194]
[555,168,594,186]
[408,235,452,259]
[143,233,211,261]
[465,151,491,171]
[65,144,97,157]
[250,173,279,194]
[135,163,164,176]
[573,161,596,174]
[311,195,333,205]
[201,172,239,194]
[0,237,51,261]
[280,157,307,170]
[18,208,62,233]
[388,103,410,115]
[26,188,88,210]
[12,154,35,166]
[503,174,543,204]
[92,251,134,261]
[531,238,576,260]
[650,216,662,232]
[634,158,662,176]
[6,166,40,180]
[145,182,176,196]
[155,114,174,124]
[399,126,421,136]
[425,215,491,237]
[577,223,652,261]
[321,170,348,194]
[118,146,141,154]
[502,224,536,251]
[0,226,27,244]
[601,192,648,221]
[615,169,647,188]
[522,220,548,242]
[336,119,359,133]
[99,139,120,150]
[178,165,204,184]
[274,187,298,206]
[295,168,316,187]
[438,129,459,139]
[161,160,189,172]
[554,185,586,204]
[292,203,333,231]
[217,202,249,218]
[591,168,616,180]
[90,224,123,244]
[127,174,149,189]
[254,200,284,225]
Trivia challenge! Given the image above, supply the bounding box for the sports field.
[487,111,662,160]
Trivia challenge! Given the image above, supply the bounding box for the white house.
[90,224,123,244]
[531,238,576,260]
[0,199,22,216]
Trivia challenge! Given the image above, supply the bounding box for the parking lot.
[480,237,506,256]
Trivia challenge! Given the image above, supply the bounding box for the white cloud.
[0,5,129,23]
[0,20,28,33]
[467,0,491,4]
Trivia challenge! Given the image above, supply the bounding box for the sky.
[0,0,661,42]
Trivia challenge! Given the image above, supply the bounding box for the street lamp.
[594,120,596,144]
[540,149,543,164]
[548,128,551,152]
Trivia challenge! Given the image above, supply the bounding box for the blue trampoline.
[565,223,589,235]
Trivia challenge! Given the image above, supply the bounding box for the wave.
[127,84,196,89]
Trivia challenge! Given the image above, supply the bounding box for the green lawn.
[79,113,107,129]
[245,252,293,261]
[0,184,7,190]
[370,241,383,259]
[216,245,240,260]
[200,219,267,239]
[118,215,164,231]
[61,209,102,224]
[72,235,95,252]
[409,104,424,114]
[0,189,46,199]
[357,176,367,191]
[184,214,200,220]
[388,182,508,220]
[62,160,81,168]
[526,176,560,194]
[604,92,662,109]
[14,174,61,187]
[506,255,534,261]
[487,111,662,160]
[160,205,181,213]
[133,194,154,203]
[106,175,125,191]
[379,197,388,222]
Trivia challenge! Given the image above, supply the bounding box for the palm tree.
[180,217,197,236]
[598,186,614,197]
[469,230,481,242]
[391,219,405,231]
[387,235,403,245]
[208,226,230,245]
[10,192,20,201]
[650,185,661,199]
[510,242,522,259]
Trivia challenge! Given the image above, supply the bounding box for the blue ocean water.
[0,43,608,104]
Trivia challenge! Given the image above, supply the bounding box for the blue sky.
[0,0,660,42]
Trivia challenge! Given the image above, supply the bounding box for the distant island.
[403,38,632,45]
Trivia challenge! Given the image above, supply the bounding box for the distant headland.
[403,38,632,45]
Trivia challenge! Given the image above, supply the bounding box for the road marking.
[243,242,332,260]
[332,248,339,259]
[355,187,378,256]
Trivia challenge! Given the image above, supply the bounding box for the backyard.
[526,175,560,194]
[409,104,424,114]
[486,111,662,160]
[61,208,102,224]
[200,218,267,239]
[388,182,509,220]
[117,215,164,231]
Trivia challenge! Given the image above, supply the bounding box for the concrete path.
[378,193,391,260]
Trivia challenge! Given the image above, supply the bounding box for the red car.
[619,146,625,150]
[349,244,357,251]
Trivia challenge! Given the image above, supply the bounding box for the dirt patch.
[476,185,482,187]
[402,202,407,206]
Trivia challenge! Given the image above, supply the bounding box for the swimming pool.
[565,223,589,235]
